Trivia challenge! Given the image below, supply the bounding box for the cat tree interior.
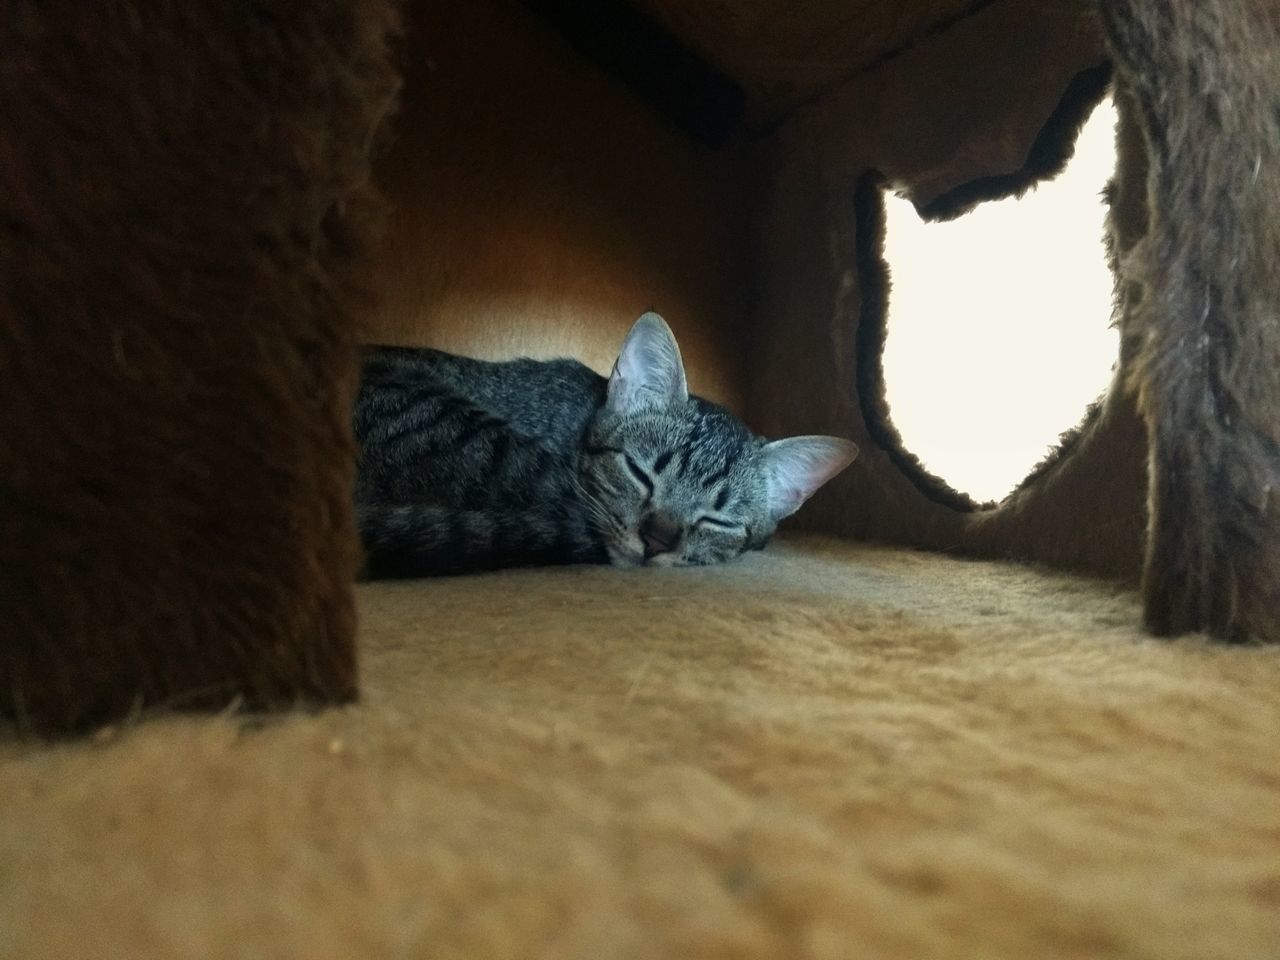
[4,0,1276,725]
[369,0,1138,574]
[4,0,1279,955]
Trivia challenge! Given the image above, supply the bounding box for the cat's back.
[357,344,606,440]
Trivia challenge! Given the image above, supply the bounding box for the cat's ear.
[760,436,859,522]
[606,312,689,414]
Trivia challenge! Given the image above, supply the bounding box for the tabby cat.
[354,313,857,578]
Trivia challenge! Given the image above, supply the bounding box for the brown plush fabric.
[3,538,1278,958]
[1100,0,1280,642]
[0,1,401,732]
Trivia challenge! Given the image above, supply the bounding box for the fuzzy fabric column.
[0,1,401,731]
[1102,0,1280,641]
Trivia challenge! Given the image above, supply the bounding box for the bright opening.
[881,97,1120,503]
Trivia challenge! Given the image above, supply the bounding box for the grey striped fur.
[354,313,857,578]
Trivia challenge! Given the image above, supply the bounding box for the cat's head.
[580,312,858,567]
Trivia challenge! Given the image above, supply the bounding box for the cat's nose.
[640,512,682,559]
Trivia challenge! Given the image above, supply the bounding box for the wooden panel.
[635,0,979,123]
[366,0,751,412]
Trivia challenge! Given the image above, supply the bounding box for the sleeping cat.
[353,313,857,578]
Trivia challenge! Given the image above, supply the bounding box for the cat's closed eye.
[622,453,654,494]
[695,515,740,530]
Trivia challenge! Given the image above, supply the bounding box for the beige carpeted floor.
[3,537,1279,960]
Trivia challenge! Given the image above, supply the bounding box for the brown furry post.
[0,2,401,732]
[1100,0,1280,641]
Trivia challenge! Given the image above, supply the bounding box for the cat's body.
[355,347,613,576]
[354,314,856,578]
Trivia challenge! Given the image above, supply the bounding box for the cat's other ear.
[606,312,689,414]
[761,436,858,522]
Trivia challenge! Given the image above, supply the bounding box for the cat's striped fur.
[354,314,856,578]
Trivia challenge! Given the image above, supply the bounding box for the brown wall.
[364,0,751,411]
[748,0,1147,579]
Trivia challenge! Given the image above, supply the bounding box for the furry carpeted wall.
[1101,0,1280,642]
[750,0,1280,642]
[0,2,401,731]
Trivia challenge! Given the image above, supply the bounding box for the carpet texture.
[2,538,1278,959]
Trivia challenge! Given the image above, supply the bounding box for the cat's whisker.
[573,476,617,520]
[575,482,627,540]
